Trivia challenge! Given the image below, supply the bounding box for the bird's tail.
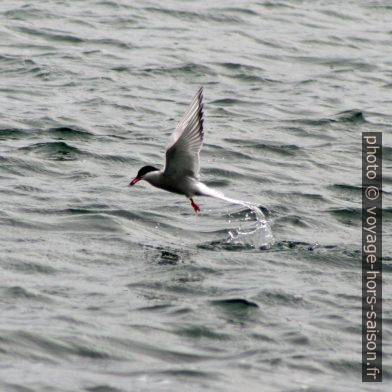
[196,183,242,204]
[195,183,266,219]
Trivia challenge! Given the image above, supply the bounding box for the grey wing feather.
[163,87,204,179]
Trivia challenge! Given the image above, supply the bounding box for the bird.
[129,87,243,214]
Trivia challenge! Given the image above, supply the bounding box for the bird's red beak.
[129,177,141,186]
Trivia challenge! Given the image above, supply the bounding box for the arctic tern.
[129,87,242,213]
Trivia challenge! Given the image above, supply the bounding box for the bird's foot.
[189,198,201,214]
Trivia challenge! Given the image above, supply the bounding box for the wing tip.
[196,86,203,100]
[197,88,204,141]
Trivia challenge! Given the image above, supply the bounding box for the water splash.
[226,202,274,249]
[196,183,274,249]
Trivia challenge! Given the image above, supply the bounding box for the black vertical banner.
[362,132,382,382]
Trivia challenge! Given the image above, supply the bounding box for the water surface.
[1,1,392,391]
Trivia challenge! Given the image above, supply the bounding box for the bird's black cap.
[137,166,159,178]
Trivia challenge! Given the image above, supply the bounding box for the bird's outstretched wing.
[163,87,204,179]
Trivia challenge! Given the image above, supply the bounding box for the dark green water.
[0,1,391,391]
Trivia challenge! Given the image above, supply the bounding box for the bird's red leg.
[189,198,201,213]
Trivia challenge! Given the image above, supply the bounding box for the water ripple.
[0,1,389,391]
